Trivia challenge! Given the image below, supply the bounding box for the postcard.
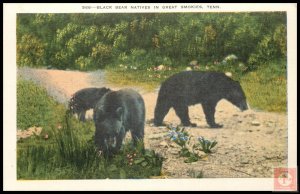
[3,3,297,191]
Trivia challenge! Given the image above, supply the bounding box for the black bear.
[154,71,248,128]
[93,88,145,156]
[69,87,111,122]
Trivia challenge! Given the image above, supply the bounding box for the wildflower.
[180,136,188,141]
[171,136,177,141]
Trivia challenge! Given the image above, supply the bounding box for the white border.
[3,3,297,191]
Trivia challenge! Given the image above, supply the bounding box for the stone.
[251,121,260,126]
[240,158,249,164]
[266,130,274,134]
[159,141,168,148]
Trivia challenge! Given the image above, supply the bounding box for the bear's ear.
[116,107,123,120]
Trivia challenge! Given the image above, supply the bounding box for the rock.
[240,158,249,164]
[238,120,243,123]
[169,149,179,155]
[263,155,273,160]
[248,129,253,132]
[225,72,232,77]
[232,114,239,117]
[159,141,168,148]
[266,130,274,134]
[251,121,260,126]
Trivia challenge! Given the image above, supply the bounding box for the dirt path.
[18,67,288,178]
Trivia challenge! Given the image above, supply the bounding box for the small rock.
[248,129,253,132]
[266,130,274,134]
[263,155,273,160]
[225,72,232,77]
[251,121,260,126]
[159,141,168,148]
[240,158,249,164]
[170,149,179,155]
[238,120,242,123]
[232,114,239,117]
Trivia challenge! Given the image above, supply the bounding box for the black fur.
[154,71,248,128]
[93,88,145,156]
[69,87,111,121]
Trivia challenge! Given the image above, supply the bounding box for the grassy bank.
[17,79,163,179]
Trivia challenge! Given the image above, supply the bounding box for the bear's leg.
[154,103,170,126]
[131,124,145,151]
[78,110,86,122]
[174,104,196,127]
[114,129,126,154]
[202,103,223,128]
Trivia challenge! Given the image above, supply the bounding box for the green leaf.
[119,169,126,179]
[141,161,148,167]
[133,158,145,164]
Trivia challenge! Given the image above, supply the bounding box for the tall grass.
[17,80,163,179]
[17,113,163,179]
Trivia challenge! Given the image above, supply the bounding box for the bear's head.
[226,81,248,111]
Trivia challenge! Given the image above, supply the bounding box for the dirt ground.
[18,67,288,178]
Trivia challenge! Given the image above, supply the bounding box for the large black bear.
[93,88,145,156]
[154,71,248,128]
[69,87,111,122]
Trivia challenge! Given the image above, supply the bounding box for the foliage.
[196,136,218,154]
[17,112,163,179]
[17,13,286,71]
[17,78,66,131]
[167,125,200,163]
[241,60,287,112]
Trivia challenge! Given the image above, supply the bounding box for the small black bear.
[93,88,145,156]
[69,87,111,121]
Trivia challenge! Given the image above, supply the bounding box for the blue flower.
[171,136,177,141]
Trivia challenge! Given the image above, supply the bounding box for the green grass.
[17,79,163,179]
[106,61,287,112]
[17,115,163,179]
[240,63,287,112]
[17,78,66,131]
[105,66,186,92]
